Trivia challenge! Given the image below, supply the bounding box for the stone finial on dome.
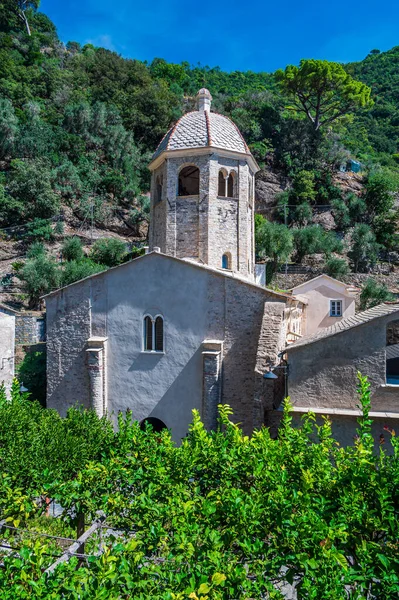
[197,88,212,113]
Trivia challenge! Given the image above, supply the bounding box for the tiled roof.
[152,110,250,160]
[287,302,399,350]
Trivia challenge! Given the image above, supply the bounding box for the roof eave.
[148,147,260,173]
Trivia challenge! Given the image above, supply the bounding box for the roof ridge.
[204,110,212,146]
[287,302,399,351]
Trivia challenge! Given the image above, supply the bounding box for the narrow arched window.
[155,316,164,352]
[144,316,153,351]
[178,166,200,196]
[143,315,164,352]
[227,172,235,198]
[222,253,230,269]
[218,170,226,196]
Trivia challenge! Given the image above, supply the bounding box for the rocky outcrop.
[255,169,291,215]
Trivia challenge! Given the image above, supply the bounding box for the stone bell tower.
[148,89,259,279]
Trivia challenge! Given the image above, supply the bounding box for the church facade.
[45,90,299,439]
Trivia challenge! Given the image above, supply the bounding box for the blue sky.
[41,0,399,72]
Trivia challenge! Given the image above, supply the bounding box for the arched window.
[222,253,231,269]
[155,175,163,203]
[143,315,164,352]
[140,417,167,433]
[178,166,199,196]
[218,170,227,196]
[227,172,236,198]
[155,316,163,352]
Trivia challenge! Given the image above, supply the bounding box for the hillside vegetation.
[0,3,397,308]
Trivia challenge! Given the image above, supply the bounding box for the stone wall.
[287,313,399,412]
[149,153,255,279]
[0,313,15,393]
[46,252,289,439]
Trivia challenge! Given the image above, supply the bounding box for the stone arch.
[218,168,228,197]
[386,318,399,385]
[178,165,200,196]
[140,417,167,433]
[227,171,237,198]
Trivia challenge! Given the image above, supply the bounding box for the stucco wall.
[46,253,285,440]
[301,285,355,335]
[0,313,15,393]
[287,313,399,412]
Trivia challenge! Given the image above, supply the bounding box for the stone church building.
[45,89,301,439]
[44,88,399,443]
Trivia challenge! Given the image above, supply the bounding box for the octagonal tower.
[148,89,259,279]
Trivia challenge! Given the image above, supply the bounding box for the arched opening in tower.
[178,166,200,196]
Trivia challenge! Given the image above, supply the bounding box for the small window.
[222,253,231,269]
[218,170,226,196]
[330,300,342,317]
[143,315,164,352]
[178,166,199,196]
[227,172,236,198]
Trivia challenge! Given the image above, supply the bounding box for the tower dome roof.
[150,89,256,168]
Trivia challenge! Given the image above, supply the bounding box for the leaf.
[197,583,211,594]
[211,573,226,586]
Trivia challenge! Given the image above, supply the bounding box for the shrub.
[61,236,84,262]
[292,225,324,261]
[324,256,349,278]
[27,242,46,259]
[90,238,127,267]
[24,218,54,242]
[359,278,396,310]
[60,259,106,287]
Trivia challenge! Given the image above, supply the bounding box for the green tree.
[276,59,373,130]
[255,214,293,274]
[19,254,59,307]
[8,160,59,221]
[0,98,18,159]
[348,223,380,273]
[1,0,39,35]
[90,237,127,267]
[359,278,395,310]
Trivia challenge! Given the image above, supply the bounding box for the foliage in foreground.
[0,375,399,598]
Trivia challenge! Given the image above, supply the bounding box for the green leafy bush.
[0,375,399,598]
[90,238,127,267]
[24,219,54,242]
[61,237,84,262]
[324,256,349,278]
